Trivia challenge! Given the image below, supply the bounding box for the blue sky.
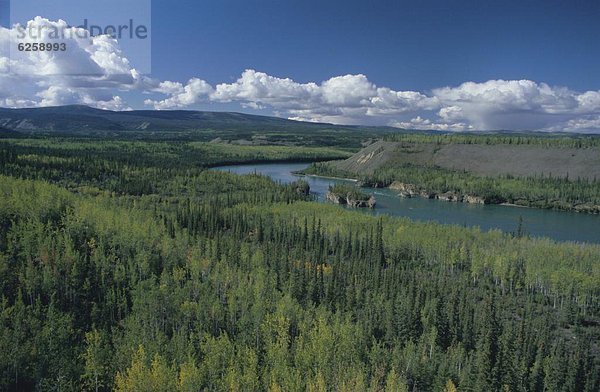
[151,0,599,91]
[1,0,600,132]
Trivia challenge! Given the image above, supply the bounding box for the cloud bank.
[2,17,600,132]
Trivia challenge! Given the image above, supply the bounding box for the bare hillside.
[333,140,600,180]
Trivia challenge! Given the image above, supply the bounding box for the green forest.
[0,137,598,391]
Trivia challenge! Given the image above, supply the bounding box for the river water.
[213,162,600,244]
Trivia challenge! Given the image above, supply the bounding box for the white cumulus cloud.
[145,78,213,109]
[1,18,600,133]
[391,116,472,132]
[0,17,140,110]
[432,80,600,130]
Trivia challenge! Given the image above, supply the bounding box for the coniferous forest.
[0,137,598,391]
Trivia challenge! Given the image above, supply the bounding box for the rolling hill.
[330,140,600,180]
[0,105,409,146]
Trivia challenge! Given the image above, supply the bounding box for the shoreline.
[500,202,531,209]
[293,171,359,182]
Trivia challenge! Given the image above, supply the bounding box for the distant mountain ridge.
[3,105,593,146]
[0,105,397,134]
